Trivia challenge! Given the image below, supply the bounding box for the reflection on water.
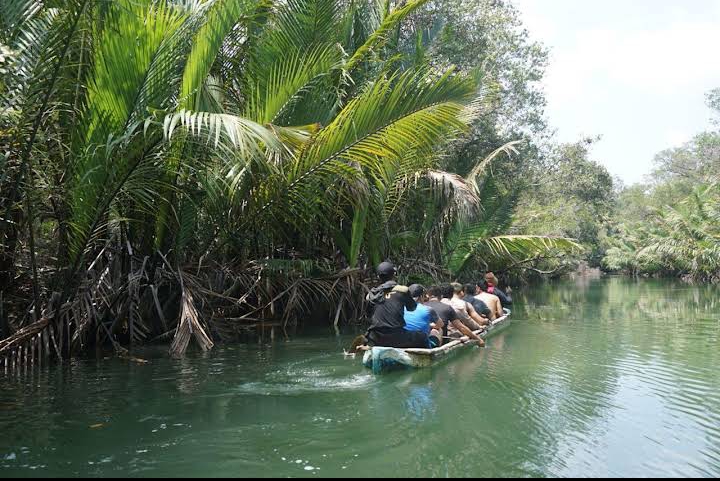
[0,277,719,477]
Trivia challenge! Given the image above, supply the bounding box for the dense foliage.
[602,94,720,282]
[0,0,581,362]
[513,138,615,271]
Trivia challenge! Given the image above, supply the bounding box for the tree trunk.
[0,290,7,341]
[0,152,23,307]
[0,208,20,289]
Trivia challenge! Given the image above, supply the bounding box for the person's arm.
[494,298,504,318]
[465,302,489,327]
[393,285,417,312]
[481,298,496,321]
[451,320,485,348]
[428,309,439,333]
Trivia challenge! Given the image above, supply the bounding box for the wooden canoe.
[362,309,512,374]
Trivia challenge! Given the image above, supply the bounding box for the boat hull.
[362,311,512,374]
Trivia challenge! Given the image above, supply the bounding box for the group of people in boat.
[357,262,512,351]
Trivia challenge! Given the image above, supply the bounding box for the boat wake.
[235,369,378,395]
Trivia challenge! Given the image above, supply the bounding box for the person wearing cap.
[484,272,513,308]
[363,262,428,348]
[475,280,504,320]
[403,284,443,348]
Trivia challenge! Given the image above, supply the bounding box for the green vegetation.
[513,137,615,272]
[507,88,720,283]
[7,0,714,364]
[0,0,582,361]
[602,123,720,281]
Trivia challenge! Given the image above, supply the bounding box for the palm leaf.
[446,223,582,275]
[465,140,523,192]
[345,0,430,73]
[243,45,341,125]
[180,0,257,111]
[65,0,196,272]
[348,206,368,268]
[253,67,478,236]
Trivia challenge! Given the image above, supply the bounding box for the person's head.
[427,286,442,299]
[485,272,499,287]
[477,280,489,293]
[439,283,454,300]
[464,283,477,296]
[376,262,396,282]
[451,282,464,297]
[408,284,426,302]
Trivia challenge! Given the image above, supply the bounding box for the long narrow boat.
[361,309,512,374]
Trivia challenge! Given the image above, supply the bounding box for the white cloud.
[665,129,691,146]
[513,0,557,41]
[548,21,720,107]
[512,0,720,184]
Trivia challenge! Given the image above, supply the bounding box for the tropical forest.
[0,0,719,478]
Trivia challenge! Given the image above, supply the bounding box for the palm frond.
[163,109,283,154]
[81,0,188,145]
[345,0,430,73]
[180,0,256,111]
[426,170,481,221]
[253,67,478,235]
[466,140,523,191]
[446,223,582,275]
[243,45,340,125]
[262,0,341,56]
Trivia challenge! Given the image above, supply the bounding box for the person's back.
[475,280,503,320]
[424,286,457,339]
[404,303,434,334]
[475,291,501,318]
[485,272,513,307]
[367,280,415,332]
[463,283,491,319]
[444,296,470,316]
[365,263,427,348]
[404,285,442,347]
[439,283,468,318]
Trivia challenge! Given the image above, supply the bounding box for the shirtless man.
[475,280,504,320]
[425,286,485,348]
[485,272,513,308]
[440,283,488,331]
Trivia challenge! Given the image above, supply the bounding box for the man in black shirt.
[424,286,455,339]
[364,262,428,348]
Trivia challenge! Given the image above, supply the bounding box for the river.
[1,277,719,477]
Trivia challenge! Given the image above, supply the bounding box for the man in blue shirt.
[404,284,442,348]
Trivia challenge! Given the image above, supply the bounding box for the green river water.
[1,277,719,477]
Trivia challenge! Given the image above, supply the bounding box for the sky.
[511,0,720,185]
